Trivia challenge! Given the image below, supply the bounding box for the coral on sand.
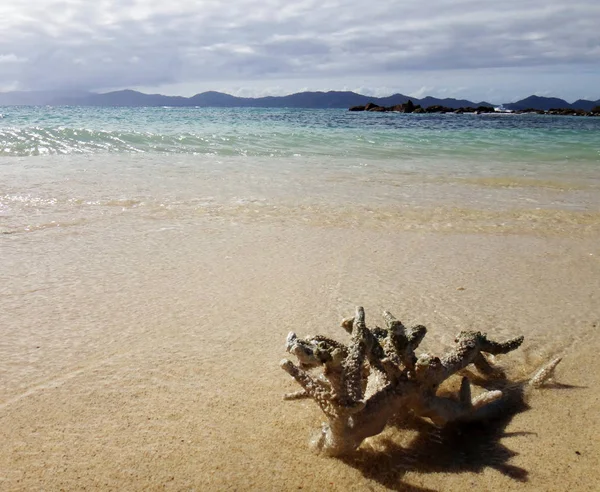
[280,306,560,456]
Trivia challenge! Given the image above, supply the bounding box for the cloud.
[0,54,27,64]
[0,0,599,98]
[410,86,435,99]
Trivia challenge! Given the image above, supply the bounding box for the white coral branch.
[281,306,556,456]
[529,357,562,387]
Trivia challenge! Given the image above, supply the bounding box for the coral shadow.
[338,380,558,490]
[540,382,586,390]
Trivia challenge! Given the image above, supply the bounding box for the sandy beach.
[2,109,600,490]
[2,212,599,491]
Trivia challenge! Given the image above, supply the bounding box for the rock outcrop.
[349,102,600,116]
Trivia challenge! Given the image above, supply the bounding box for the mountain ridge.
[0,89,598,110]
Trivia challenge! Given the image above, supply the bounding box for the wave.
[0,127,225,156]
[0,126,384,157]
[1,124,598,161]
[1,219,88,236]
[3,187,599,238]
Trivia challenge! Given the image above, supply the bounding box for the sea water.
[1,107,599,237]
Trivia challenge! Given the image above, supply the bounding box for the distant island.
[0,89,599,113]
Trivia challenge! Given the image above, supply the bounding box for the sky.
[0,0,599,103]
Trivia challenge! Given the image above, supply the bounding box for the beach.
[1,109,600,490]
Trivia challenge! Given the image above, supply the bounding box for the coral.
[281,306,561,456]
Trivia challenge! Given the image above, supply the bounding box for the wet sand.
[1,218,599,491]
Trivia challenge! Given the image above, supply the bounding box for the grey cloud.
[0,0,599,95]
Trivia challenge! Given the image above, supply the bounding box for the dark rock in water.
[516,108,546,115]
[425,105,452,113]
[364,102,380,111]
[348,100,600,117]
[396,99,416,113]
[389,100,417,113]
[350,99,421,114]
[548,108,587,116]
[454,106,495,114]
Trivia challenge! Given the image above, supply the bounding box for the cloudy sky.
[1,0,599,102]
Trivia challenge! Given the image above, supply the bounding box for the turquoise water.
[1,107,599,165]
[1,106,600,237]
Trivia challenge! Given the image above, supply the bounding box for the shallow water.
[2,107,599,237]
[1,153,600,239]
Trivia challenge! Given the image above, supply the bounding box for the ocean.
[1,106,599,490]
[2,107,600,237]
